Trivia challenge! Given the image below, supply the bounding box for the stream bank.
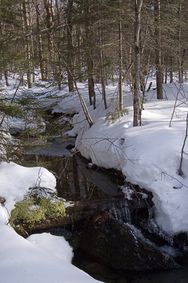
[9,105,188,283]
[20,133,187,283]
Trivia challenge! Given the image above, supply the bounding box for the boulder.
[78,219,178,271]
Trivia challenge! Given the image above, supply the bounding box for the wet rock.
[66,144,75,150]
[173,232,188,253]
[78,219,178,271]
[9,127,22,136]
[0,196,6,204]
[139,219,174,247]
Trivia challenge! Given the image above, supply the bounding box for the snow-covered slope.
[0,224,101,283]
[0,161,101,283]
[60,82,188,235]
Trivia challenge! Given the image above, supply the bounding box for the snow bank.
[64,82,188,235]
[0,162,56,212]
[0,160,101,283]
[0,225,102,283]
[28,233,73,263]
[0,79,102,283]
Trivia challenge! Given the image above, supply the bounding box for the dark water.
[73,248,188,283]
[24,137,123,202]
[24,137,188,283]
[130,268,188,283]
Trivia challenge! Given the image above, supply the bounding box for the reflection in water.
[130,268,188,283]
[24,137,123,201]
[73,248,188,283]
[52,154,123,201]
[24,140,188,283]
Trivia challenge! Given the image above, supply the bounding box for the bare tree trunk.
[55,0,62,89]
[154,0,163,99]
[178,1,183,84]
[87,58,96,109]
[169,56,173,83]
[67,0,74,92]
[84,0,96,109]
[99,47,107,109]
[98,6,107,110]
[4,70,9,87]
[164,65,168,84]
[34,1,45,81]
[133,0,143,127]
[76,25,83,82]
[118,0,123,111]
[22,0,32,88]
[43,0,54,79]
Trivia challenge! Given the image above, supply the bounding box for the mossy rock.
[10,187,66,234]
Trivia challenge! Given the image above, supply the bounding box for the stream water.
[22,135,188,283]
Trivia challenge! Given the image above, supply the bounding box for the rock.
[173,232,188,253]
[9,127,22,136]
[78,219,178,271]
[139,219,174,247]
[0,196,6,204]
[65,144,75,150]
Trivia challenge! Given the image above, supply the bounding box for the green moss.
[0,101,23,118]
[10,197,45,229]
[10,193,65,231]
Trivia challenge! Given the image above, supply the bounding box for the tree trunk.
[35,1,45,81]
[98,8,107,110]
[84,0,96,109]
[43,0,54,79]
[133,0,143,127]
[118,0,123,112]
[22,0,32,88]
[178,1,183,84]
[169,57,173,83]
[76,25,83,82]
[154,0,163,99]
[67,0,74,92]
[55,0,62,89]
[4,70,9,87]
[87,59,96,109]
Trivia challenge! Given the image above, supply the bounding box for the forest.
[1,1,188,116]
[0,1,188,283]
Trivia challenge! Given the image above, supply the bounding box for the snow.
[0,79,102,283]
[1,76,188,281]
[0,160,101,283]
[1,78,188,234]
[0,224,101,283]
[6,116,46,135]
[27,233,73,263]
[0,205,9,224]
[0,162,56,212]
[55,81,188,235]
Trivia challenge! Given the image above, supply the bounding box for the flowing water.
[23,136,188,283]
